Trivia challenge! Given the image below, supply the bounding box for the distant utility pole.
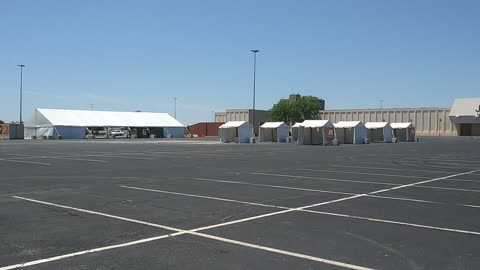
[90,104,94,111]
[173,97,178,119]
[438,118,442,136]
[251,49,259,137]
[17,64,26,124]
[211,110,215,122]
[380,99,384,109]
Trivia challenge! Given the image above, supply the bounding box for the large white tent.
[259,122,289,143]
[334,121,367,144]
[219,121,253,143]
[391,122,415,142]
[298,120,335,145]
[365,122,393,143]
[24,109,185,139]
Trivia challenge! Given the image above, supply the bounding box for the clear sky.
[1,0,479,125]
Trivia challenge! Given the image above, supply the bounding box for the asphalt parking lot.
[1,137,479,270]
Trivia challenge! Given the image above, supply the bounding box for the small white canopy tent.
[298,120,335,145]
[219,121,253,143]
[24,108,185,139]
[259,122,289,143]
[334,121,367,144]
[365,122,393,143]
[391,122,416,142]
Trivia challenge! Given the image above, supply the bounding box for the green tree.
[271,96,321,124]
[0,120,4,124]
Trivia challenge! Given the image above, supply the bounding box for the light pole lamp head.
[17,64,25,67]
[251,50,259,53]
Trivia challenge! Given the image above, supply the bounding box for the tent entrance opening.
[368,129,383,142]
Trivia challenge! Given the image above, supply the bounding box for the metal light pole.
[211,111,215,122]
[90,104,94,111]
[17,65,26,124]
[173,97,178,119]
[380,99,384,109]
[251,49,259,137]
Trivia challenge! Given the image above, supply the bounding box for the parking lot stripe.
[122,185,480,236]
[10,196,375,270]
[0,159,52,166]
[331,165,456,174]
[369,169,480,195]
[120,185,287,210]
[299,168,430,179]
[252,172,400,186]
[12,196,181,232]
[0,233,181,270]
[416,185,480,193]
[193,177,477,208]
[194,177,355,196]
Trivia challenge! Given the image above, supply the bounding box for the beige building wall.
[319,108,456,136]
[215,109,272,135]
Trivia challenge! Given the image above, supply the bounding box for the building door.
[459,124,472,136]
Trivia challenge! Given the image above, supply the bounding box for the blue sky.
[1,0,479,125]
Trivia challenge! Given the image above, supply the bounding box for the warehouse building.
[24,108,185,139]
[319,98,480,136]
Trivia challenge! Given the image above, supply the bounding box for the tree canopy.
[0,120,4,124]
[271,96,321,124]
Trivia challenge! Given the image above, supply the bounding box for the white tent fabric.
[365,122,393,143]
[219,121,253,143]
[297,120,335,145]
[391,122,415,142]
[259,122,289,142]
[334,121,367,144]
[24,108,185,139]
[291,122,303,142]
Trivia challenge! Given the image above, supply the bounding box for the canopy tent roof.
[219,121,252,128]
[260,122,288,128]
[292,122,303,128]
[365,122,390,129]
[334,121,363,128]
[449,98,480,117]
[28,108,184,128]
[299,120,333,128]
[391,122,415,129]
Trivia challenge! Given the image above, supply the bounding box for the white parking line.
[121,185,480,236]
[252,172,400,186]
[331,165,455,174]
[0,233,181,270]
[8,196,374,270]
[0,159,52,166]
[120,185,286,210]
[299,168,430,179]
[194,177,355,196]
[192,177,478,208]
[416,185,480,193]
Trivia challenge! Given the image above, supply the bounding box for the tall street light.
[17,65,26,124]
[90,104,94,111]
[173,97,178,119]
[251,49,259,137]
[380,99,384,110]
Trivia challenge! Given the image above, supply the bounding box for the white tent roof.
[219,121,252,128]
[292,122,303,128]
[33,108,184,127]
[365,122,389,129]
[334,121,363,128]
[260,122,288,128]
[391,122,415,129]
[449,98,480,116]
[300,120,333,128]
